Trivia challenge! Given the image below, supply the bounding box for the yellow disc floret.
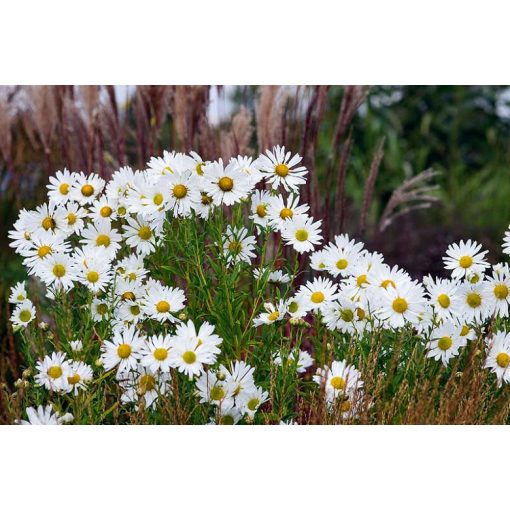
[392,297,408,314]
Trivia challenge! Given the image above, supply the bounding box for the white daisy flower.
[485,332,510,386]
[141,334,173,373]
[322,297,366,334]
[231,155,264,187]
[47,168,77,205]
[22,231,70,274]
[61,201,88,234]
[76,257,113,294]
[266,194,309,231]
[142,285,186,323]
[296,276,338,312]
[280,215,323,254]
[100,326,145,375]
[66,361,94,395]
[9,281,28,304]
[168,320,223,378]
[313,360,363,404]
[70,172,105,204]
[375,279,426,328]
[26,202,68,236]
[123,215,159,256]
[258,145,307,192]
[91,298,110,322]
[35,352,71,392]
[194,189,216,219]
[322,234,366,278]
[10,300,36,328]
[219,360,257,398]
[202,159,252,206]
[310,248,329,272]
[285,295,311,319]
[38,253,78,292]
[423,276,463,321]
[484,269,510,317]
[119,366,171,410]
[237,386,269,419]
[249,190,273,229]
[161,169,201,217]
[196,371,235,406]
[274,349,314,374]
[443,239,490,279]
[80,218,122,260]
[69,340,83,352]
[20,405,72,425]
[222,226,256,266]
[89,196,118,222]
[426,321,466,366]
[214,401,243,425]
[458,281,491,324]
[502,226,510,256]
[253,267,291,284]
[253,300,288,326]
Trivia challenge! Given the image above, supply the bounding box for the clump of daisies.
[7,144,510,425]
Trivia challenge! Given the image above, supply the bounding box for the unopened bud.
[14,378,24,388]
[178,312,188,321]
[38,321,49,331]
[95,358,104,367]
[61,413,74,424]
[22,368,32,379]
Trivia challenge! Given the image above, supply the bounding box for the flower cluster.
[8,144,510,424]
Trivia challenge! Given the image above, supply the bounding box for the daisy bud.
[263,302,273,313]
[61,413,74,424]
[216,371,226,381]
[14,378,24,388]
[22,368,32,379]
[475,349,482,357]
[46,331,55,341]
[289,318,300,326]
[38,321,49,331]
[95,358,104,367]
[456,371,463,379]
[178,312,188,321]
[326,342,332,350]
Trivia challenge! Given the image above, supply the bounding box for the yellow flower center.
[437,294,450,308]
[392,297,408,314]
[172,184,188,199]
[381,279,396,289]
[42,217,55,230]
[81,184,94,197]
[196,162,205,175]
[67,213,77,225]
[201,192,213,205]
[228,240,242,255]
[96,234,111,247]
[138,226,152,240]
[100,205,112,217]
[38,245,52,258]
[247,398,260,411]
[210,386,226,401]
[356,307,366,320]
[459,255,473,269]
[280,207,293,219]
[310,291,325,304]
[153,193,164,206]
[122,291,135,301]
[118,206,127,216]
[19,310,32,322]
[59,183,69,195]
[156,300,170,313]
[218,176,234,191]
[154,347,168,361]
[117,343,132,359]
[182,350,197,364]
[336,258,348,270]
[295,229,309,242]
[275,163,289,177]
[52,264,66,278]
[267,311,280,321]
[496,352,510,368]
[256,204,267,217]
[130,305,140,315]
[437,336,452,351]
[494,284,509,300]
[97,303,108,315]
[340,399,352,412]
[47,365,63,379]
[86,271,99,283]
[356,274,367,287]
[288,301,298,313]
[68,374,81,385]
[460,325,470,336]
[139,374,156,393]
[340,308,354,322]
[220,415,234,425]
[466,292,481,308]
[330,376,346,390]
